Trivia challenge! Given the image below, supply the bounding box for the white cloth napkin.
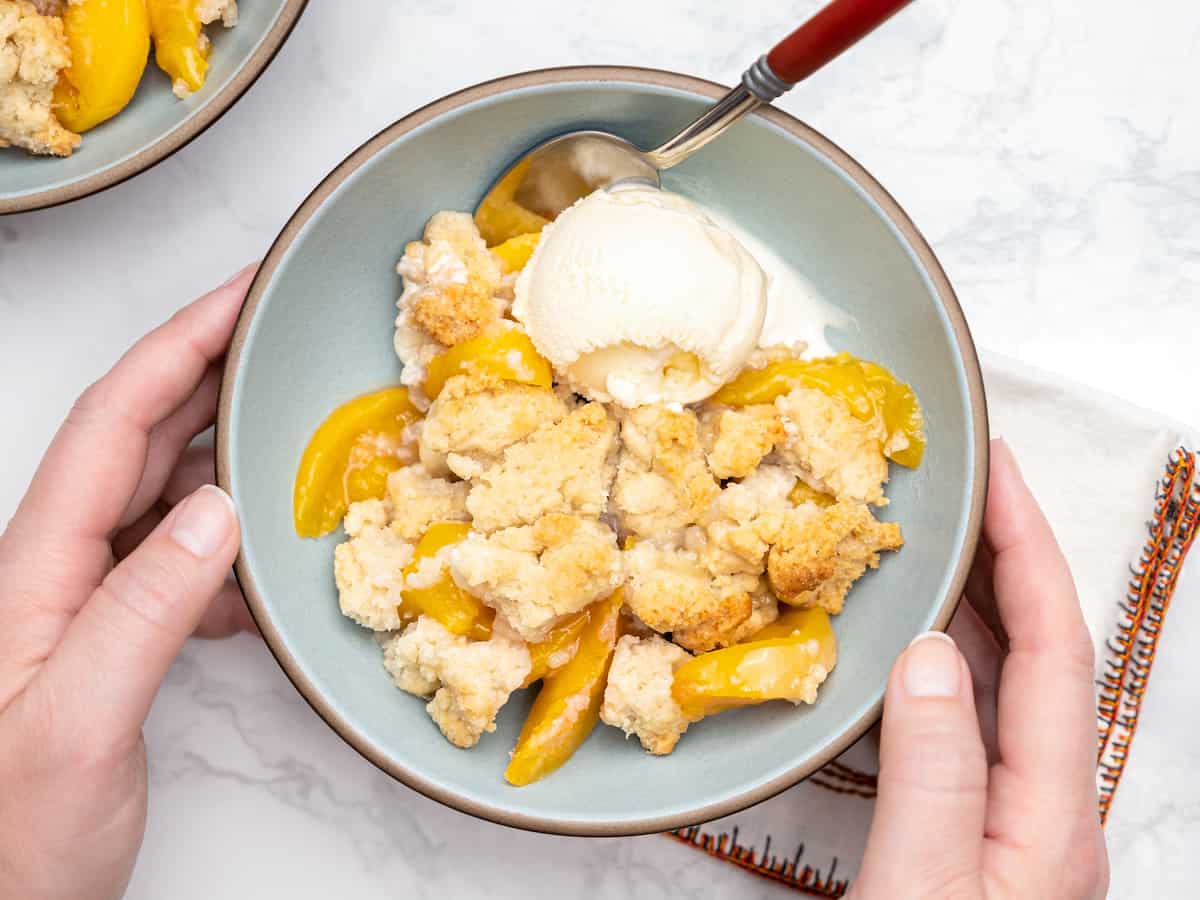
[674,351,1199,896]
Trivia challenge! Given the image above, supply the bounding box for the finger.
[984,439,1096,791]
[854,633,988,898]
[112,504,165,561]
[112,445,216,559]
[964,538,1006,651]
[112,446,215,559]
[117,365,222,530]
[979,440,1101,888]
[8,265,253,581]
[192,580,259,639]
[33,486,240,743]
[947,603,1001,763]
[161,444,216,507]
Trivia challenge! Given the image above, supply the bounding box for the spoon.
[479,0,915,224]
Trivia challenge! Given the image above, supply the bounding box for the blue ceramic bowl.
[0,0,306,214]
[217,67,987,836]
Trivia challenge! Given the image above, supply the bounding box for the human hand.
[0,268,257,900]
[850,439,1109,899]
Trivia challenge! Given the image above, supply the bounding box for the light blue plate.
[217,67,988,836]
[0,0,306,214]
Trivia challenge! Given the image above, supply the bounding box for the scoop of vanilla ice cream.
[512,187,768,406]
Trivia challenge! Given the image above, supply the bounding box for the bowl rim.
[216,64,989,837]
[0,0,309,216]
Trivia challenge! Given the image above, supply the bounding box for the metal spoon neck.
[644,56,793,172]
[645,84,759,171]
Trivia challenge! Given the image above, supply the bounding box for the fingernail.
[902,632,962,698]
[170,486,237,558]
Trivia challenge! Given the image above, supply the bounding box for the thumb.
[853,632,989,898]
[38,486,240,742]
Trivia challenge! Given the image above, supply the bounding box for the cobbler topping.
[768,500,904,613]
[611,404,719,543]
[394,212,508,397]
[334,503,415,632]
[774,386,890,506]
[382,616,530,748]
[419,372,567,479]
[385,464,470,541]
[699,404,785,480]
[448,513,623,642]
[600,635,694,755]
[465,402,618,533]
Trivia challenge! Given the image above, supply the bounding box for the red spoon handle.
[766,0,914,84]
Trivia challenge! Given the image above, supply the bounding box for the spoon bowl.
[508,131,659,220]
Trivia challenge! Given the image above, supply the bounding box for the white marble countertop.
[2,1,1197,896]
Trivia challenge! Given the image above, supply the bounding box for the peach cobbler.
[294,184,925,786]
[0,0,237,157]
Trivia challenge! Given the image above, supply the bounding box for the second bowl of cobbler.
[0,0,307,213]
[218,66,987,835]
